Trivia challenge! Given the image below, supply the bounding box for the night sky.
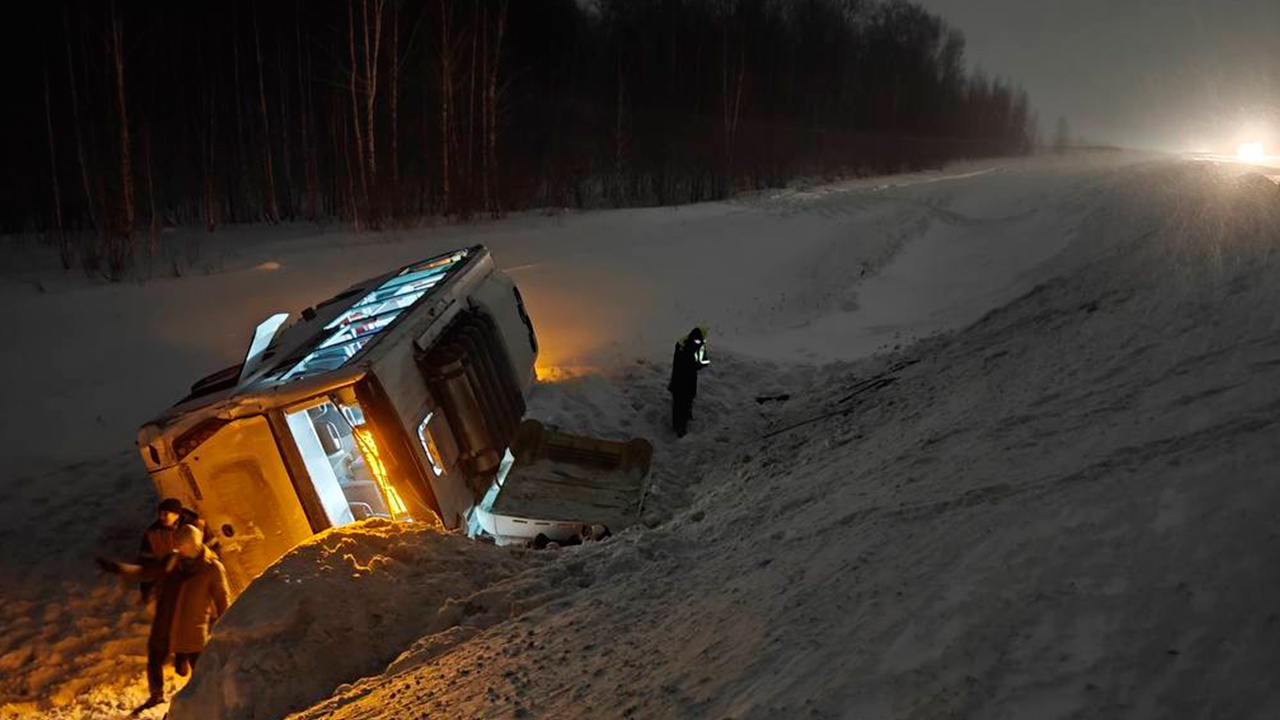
[913,0,1280,151]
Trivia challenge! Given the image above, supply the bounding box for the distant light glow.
[1237,142,1265,160]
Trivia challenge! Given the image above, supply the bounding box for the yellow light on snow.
[1237,142,1265,161]
[534,364,602,382]
[353,426,408,519]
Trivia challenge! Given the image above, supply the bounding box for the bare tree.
[144,123,158,254]
[296,0,318,221]
[43,63,64,240]
[43,55,78,271]
[62,9,95,229]
[231,5,248,220]
[720,7,746,185]
[390,2,400,195]
[483,1,507,216]
[339,101,362,229]
[466,3,479,212]
[348,0,369,219]
[613,53,629,200]
[192,32,217,234]
[277,41,294,220]
[253,7,280,222]
[438,0,455,216]
[362,0,386,191]
[109,4,135,247]
[201,98,218,234]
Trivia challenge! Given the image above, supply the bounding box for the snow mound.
[5,152,1266,718]
[270,160,1280,718]
[167,520,544,720]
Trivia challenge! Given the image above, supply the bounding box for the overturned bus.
[136,246,651,592]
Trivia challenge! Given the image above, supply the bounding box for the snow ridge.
[5,155,1278,719]
[263,163,1280,719]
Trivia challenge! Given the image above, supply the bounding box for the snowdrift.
[167,521,544,720]
[5,153,1278,719]
[4,153,1058,718]
[276,164,1280,718]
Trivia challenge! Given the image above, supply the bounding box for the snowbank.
[0,154,1020,717]
[0,153,1144,479]
[167,520,544,720]
[279,162,1280,718]
[12,152,1272,719]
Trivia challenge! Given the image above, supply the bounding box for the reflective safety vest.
[693,342,709,366]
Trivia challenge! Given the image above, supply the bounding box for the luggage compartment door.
[152,415,314,594]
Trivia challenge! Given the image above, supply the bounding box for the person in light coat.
[166,524,230,677]
[98,523,230,710]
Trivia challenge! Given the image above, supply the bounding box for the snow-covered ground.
[4,151,1279,719]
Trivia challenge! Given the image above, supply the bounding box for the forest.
[4,0,1035,276]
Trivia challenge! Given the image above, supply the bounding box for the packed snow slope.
[3,151,1278,718]
[201,158,1280,720]
[4,152,1085,717]
[170,520,549,720]
[0,154,1119,478]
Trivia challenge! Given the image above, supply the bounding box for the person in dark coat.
[668,326,711,437]
[137,498,184,604]
[142,498,184,556]
[97,548,182,709]
[137,498,217,604]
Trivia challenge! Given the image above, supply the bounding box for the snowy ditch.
[5,154,1280,718]
[193,162,1280,719]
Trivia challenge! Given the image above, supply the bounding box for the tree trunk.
[296,2,317,221]
[438,0,453,216]
[614,52,627,202]
[203,121,217,235]
[721,23,746,187]
[390,2,400,198]
[199,34,218,233]
[348,0,369,209]
[480,3,489,214]
[253,7,279,222]
[43,64,64,239]
[144,123,158,255]
[341,104,361,232]
[63,9,95,228]
[277,41,294,220]
[361,0,384,212]
[485,2,506,216]
[232,6,247,221]
[466,6,478,214]
[110,10,134,247]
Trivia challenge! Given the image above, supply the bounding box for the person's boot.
[131,693,165,715]
[175,655,190,677]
